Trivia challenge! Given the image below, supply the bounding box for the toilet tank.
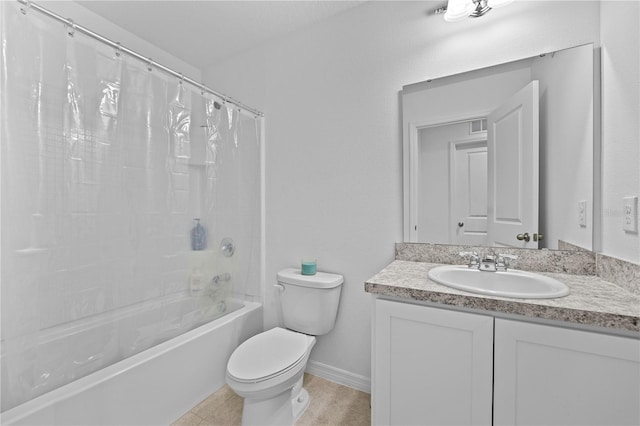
[276,268,343,336]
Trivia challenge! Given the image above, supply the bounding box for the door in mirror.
[487,80,539,248]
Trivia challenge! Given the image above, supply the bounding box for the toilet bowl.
[225,268,343,425]
[226,327,316,425]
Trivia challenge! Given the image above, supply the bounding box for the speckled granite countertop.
[365,260,640,333]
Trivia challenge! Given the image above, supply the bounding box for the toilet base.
[292,388,310,420]
[241,376,310,426]
[291,377,310,421]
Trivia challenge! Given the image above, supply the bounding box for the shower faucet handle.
[211,273,231,284]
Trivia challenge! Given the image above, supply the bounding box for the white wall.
[39,1,201,79]
[600,1,640,263]
[531,44,594,251]
[204,1,626,383]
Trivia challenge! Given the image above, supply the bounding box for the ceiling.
[76,0,367,69]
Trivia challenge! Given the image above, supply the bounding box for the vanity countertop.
[365,260,640,333]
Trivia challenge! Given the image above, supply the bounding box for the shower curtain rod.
[16,0,265,118]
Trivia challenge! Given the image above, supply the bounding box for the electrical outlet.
[578,201,587,227]
[623,196,638,233]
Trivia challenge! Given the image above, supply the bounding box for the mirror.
[402,43,596,250]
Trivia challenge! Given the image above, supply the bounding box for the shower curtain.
[0,2,262,411]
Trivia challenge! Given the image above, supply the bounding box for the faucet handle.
[459,251,479,268]
[497,254,518,270]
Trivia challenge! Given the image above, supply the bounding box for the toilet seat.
[227,328,311,383]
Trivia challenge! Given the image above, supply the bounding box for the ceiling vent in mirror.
[470,119,488,134]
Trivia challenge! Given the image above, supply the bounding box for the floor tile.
[172,373,371,426]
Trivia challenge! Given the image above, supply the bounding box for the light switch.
[623,196,638,233]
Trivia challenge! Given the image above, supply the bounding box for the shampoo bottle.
[191,218,206,250]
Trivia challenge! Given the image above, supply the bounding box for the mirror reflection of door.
[487,80,539,248]
[403,43,594,249]
[418,120,488,244]
[450,139,488,245]
[417,81,539,247]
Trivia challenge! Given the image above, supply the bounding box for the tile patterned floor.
[172,373,371,426]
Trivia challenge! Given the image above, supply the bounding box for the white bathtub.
[1,301,262,425]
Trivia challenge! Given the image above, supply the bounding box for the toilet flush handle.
[274,284,285,293]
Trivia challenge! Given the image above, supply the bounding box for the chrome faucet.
[459,251,518,272]
[479,253,497,271]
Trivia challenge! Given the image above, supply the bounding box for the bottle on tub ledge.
[191,218,206,251]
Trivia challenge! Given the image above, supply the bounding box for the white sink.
[427,265,570,299]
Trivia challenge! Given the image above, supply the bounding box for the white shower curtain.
[1,1,261,411]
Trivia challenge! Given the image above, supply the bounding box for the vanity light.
[443,0,476,22]
[442,0,514,22]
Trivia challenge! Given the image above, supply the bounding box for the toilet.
[226,268,343,425]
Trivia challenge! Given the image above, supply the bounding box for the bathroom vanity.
[366,260,640,426]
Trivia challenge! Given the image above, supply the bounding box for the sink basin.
[427,265,570,299]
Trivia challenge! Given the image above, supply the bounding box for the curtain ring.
[115,42,122,57]
[178,73,184,85]
[20,0,32,15]
[66,19,76,38]
[147,58,153,72]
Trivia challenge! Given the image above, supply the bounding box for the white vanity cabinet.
[493,318,640,426]
[372,298,494,425]
[373,298,640,426]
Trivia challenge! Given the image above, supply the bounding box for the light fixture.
[443,0,476,22]
[439,0,514,22]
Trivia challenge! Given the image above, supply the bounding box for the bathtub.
[1,300,262,425]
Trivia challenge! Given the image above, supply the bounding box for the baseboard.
[305,360,371,394]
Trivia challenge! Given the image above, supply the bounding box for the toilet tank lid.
[277,268,343,288]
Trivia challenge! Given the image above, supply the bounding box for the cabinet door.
[373,299,493,426]
[494,319,640,425]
